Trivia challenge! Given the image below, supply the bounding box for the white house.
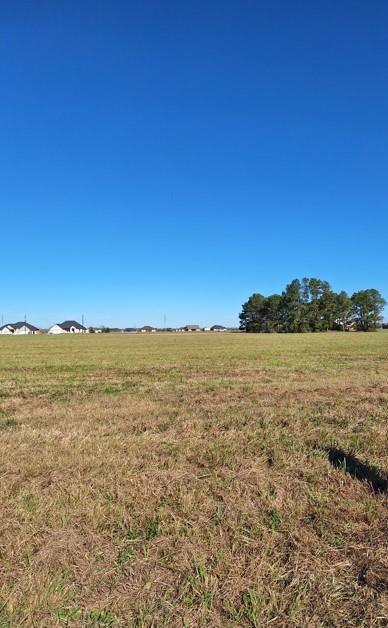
[0,324,14,335]
[48,320,87,334]
[0,322,39,335]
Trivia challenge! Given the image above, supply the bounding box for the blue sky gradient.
[1,1,387,327]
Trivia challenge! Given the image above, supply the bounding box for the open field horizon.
[0,332,387,626]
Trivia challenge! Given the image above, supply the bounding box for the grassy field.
[0,332,387,627]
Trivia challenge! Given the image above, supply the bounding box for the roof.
[141,325,156,331]
[184,324,200,330]
[58,320,86,331]
[211,324,227,330]
[12,321,39,331]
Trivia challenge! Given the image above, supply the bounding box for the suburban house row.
[0,320,87,335]
[0,321,230,335]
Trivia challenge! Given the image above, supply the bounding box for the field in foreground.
[0,332,387,627]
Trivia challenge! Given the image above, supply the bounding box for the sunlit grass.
[0,332,387,626]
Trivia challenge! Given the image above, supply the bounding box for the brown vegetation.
[0,333,387,626]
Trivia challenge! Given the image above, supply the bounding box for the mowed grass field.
[0,332,387,627]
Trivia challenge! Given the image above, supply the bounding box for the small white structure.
[0,322,39,335]
[48,320,87,334]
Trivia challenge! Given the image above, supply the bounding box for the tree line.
[239,278,386,333]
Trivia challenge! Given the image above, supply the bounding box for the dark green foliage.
[281,279,303,333]
[239,294,267,333]
[240,279,386,333]
[335,291,353,331]
[320,290,339,331]
[351,289,386,331]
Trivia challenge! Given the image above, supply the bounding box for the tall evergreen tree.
[308,278,331,331]
[281,279,303,332]
[335,291,352,330]
[300,278,331,331]
[239,293,266,332]
[260,294,282,332]
[320,290,339,331]
[351,289,386,331]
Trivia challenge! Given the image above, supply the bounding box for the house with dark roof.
[183,324,201,332]
[211,324,227,332]
[0,321,39,335]
[140,325,156,333]
[48,320,87,334]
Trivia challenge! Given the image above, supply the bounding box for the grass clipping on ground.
[0,332,387,626]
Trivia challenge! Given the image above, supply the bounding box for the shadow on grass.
[325,447,387,494]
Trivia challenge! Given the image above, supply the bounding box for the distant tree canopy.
[239,279,386,333]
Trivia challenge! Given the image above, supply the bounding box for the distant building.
[0,322,39,335]
[202,327,211,332]
[48,320,87,334]
[211,324,227,332]
[0,325,14,335]
[140,325,156,333]
[183,324,201,332]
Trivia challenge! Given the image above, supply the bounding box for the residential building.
[48,320,87,334]
[0,322,39,335]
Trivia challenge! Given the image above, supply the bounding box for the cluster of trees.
[239,278,386,333]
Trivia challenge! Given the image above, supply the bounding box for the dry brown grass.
[0,332,387,626]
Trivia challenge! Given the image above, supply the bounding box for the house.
[211,324,227,332]
[183,324,201,332]
[0,322,39,335]
[13,322,40,335]
[48,320,87,334]
[0,324,14,335]
[140,325,156,333]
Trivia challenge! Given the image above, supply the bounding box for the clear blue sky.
[1,0,387,328]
